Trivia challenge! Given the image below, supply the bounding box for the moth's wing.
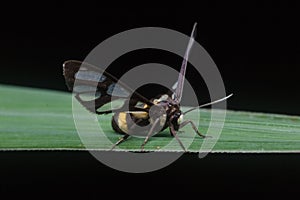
[170,81,178,99]
[173,23,197,103]
[63,60,152,114]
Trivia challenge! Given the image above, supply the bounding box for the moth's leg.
[110,134,130,150]
[111,119,143,150]
[179,120,207,138]
[141,118,160,151]
[170,125,186,152]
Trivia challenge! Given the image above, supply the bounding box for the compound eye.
[177,114,184,124]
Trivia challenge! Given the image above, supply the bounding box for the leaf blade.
[1,84,300,152]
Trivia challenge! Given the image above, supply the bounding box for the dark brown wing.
[63,60,153,114]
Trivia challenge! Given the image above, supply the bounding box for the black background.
[1,2,300,115]
[1,2,300,196]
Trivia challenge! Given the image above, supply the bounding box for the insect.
[63,23,232,151]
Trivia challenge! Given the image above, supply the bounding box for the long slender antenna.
[183,94,233,115]
[174,22,197,103]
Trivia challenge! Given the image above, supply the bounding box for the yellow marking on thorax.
[118,112,128,133]
[131,112,149,119]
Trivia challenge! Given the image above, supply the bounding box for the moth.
[63,23,232,151]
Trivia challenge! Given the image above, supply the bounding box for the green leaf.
[1,84,300,152]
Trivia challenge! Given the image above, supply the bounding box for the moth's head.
[170,111,184,130]
[174,111,183,124]
[177,113,184,125]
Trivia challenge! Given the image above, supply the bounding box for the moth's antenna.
[174,22,197,103]
[183,94,233,115]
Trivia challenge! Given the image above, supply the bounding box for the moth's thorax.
[149,94,182,129]
[149,95,168,127]
[112,94,182,135]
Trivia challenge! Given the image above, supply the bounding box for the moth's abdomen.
[112,112,128,134]
[111,112,150,135]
